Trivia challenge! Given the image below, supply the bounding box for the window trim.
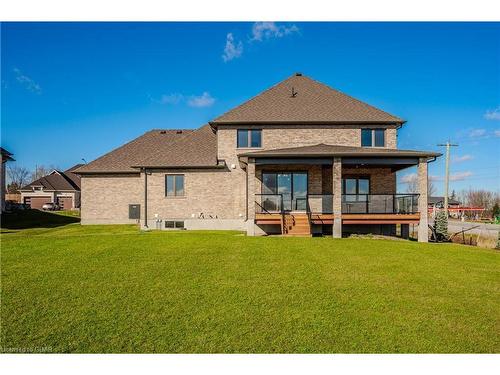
[165,174,185,197]
[237,129,262,149]
[361,128,386,148]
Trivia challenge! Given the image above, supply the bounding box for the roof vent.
[176,130,183,134]
[160,130,166,134]
[295,72,302,76]
[290,87,298,98]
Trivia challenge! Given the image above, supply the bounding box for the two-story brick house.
[76,73,440,241]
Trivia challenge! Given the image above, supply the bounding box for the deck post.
[246,158,256,236]
[417,157,429,242]
[332,157,342,238]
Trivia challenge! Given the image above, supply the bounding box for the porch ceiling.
[240,143,440,171]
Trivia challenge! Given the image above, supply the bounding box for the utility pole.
[437,141,458,217]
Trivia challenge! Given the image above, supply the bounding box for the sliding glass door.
[262,172,308,211]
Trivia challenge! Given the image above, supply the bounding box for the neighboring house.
[428,196,461,209]
[1,147,15,212]
[428,196,486,219]
[76,73,440,241]
[20,164,83,210]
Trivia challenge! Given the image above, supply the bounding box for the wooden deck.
[256,213,420,226]
[341,213,420,224]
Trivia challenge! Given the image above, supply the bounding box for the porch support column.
[417,157,429,242]
[332,157,342,238]
[246,158,256,236]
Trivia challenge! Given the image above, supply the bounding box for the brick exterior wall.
[341,166,397,194]
[81,174,142,224]
[217,125,398,162]
[81,124,400,227]
[144,168,244,220]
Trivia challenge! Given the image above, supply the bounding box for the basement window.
[165,221,185,230]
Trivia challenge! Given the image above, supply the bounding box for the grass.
[1,209,80,231]
[1,215,499,353]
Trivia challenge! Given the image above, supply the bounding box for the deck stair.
[282,213,311,236]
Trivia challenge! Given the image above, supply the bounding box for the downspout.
[245,164,248,221]
[144,168,148,228]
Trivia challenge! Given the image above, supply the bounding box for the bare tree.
[405,175,419,193]
[461,189,499,214]
[6,164,31,193]
[31,164,59,181]
[405,174,436,196]
[428,180,436,197]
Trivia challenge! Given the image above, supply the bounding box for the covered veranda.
[239,144,440,241]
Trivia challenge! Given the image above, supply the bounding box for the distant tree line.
[457,189,500,218]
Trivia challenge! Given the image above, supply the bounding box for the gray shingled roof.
[75,126,219,173]
[212,73,404,125]
[239,144,441,158]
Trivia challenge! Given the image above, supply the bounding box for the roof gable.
[212,73,404,125]
[21,164,83,191]
[21,173,77,191]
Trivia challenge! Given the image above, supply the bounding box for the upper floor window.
[361,129,385,147]
[165,174,184,197]
[237,129,262,148]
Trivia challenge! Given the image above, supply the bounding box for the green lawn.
[1,216,499,353]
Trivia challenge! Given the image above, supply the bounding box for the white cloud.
[222,33,243,62]
[251,22,299,41]
[153,92,215,108]
[401,172,471,183]
[452,154,473,163]
[484,107,500,120]
[494,130,500,137]
[13,67,41,94]
[159,93,183,105]
[449,171,473,181]
[187,92,215,108]
[222,23,299,63]
[469,128,487,138]
[400,173,417,184]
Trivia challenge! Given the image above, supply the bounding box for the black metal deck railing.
[255,194,284,214]
[256,193,419,215]
[342,194,419,214]
[255,194,334,214]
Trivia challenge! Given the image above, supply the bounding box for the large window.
[165,175,184,197]
[361,129,385,147]
[342,177,370,202]
[237,129,262,148]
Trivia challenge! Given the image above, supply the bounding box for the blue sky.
[1,22,499,194]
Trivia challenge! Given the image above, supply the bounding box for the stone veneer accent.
[332,157,342,238]
[417,158,429,242]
